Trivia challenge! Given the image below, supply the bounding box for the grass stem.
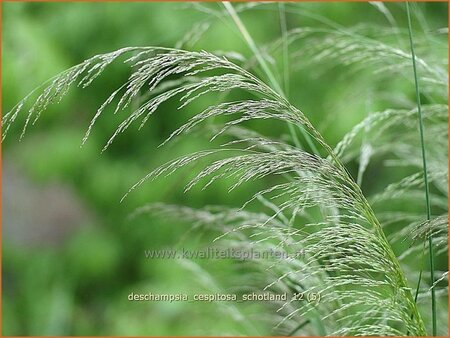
[222,2,320,155]
[406,2,436,335]
[278,2,290,97]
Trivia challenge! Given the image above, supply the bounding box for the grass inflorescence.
[3,2,447,336]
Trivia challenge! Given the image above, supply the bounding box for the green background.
[2,2,448,335]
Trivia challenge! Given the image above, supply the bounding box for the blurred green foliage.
[2,1,447,335]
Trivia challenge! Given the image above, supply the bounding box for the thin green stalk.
[222,1,320,155]
[406,2,436,336]
[278,2,290,97]
[222,2,283,94]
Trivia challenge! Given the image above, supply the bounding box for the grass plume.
[3,3,447,335]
